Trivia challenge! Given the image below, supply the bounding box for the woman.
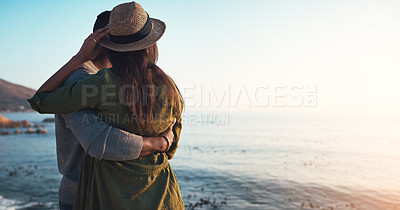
[29,2,184,209]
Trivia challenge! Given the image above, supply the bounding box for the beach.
[1,111,400,209]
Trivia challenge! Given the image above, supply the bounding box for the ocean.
[0,111,399,209]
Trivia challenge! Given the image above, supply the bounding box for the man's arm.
[63,109,142,160]
[64,109,173,160]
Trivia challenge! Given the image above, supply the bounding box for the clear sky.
[1,0,399,116]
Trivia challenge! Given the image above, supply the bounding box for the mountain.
[0,78,36,112]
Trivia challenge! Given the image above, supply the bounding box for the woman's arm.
[37,27,109,93]
[28,27,111,113]
[28,72,107,113]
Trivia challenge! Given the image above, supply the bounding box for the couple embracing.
[29,2,184,210]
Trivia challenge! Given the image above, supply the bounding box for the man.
[56,11,174,210]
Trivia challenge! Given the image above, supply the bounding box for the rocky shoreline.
[0,114,48,135]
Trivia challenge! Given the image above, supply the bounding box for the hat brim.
[99,18,166,52]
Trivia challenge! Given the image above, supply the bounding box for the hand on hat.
[75,26,109,63]
[35,26,109,93]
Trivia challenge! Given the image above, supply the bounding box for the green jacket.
[28,68,184,210]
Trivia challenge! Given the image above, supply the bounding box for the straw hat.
[100,1,166,52]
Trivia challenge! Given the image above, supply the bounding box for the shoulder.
[94,68,117,85]
[62,68,92,86]
[70,68,117,88]
[62,68,116,87]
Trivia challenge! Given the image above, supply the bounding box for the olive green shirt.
[28,68,184,210]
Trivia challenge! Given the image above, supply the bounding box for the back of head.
[93,11,111,32]
[91,11,111,69]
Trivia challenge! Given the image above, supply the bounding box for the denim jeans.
[59,201,73,210]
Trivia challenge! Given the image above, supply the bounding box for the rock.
[36,129,48,134]
[1,130,11,135]
[8,170,17,176]
[26,128,35,134]
[20,120,31,127]
[22,120,31,127]
[43,118,55,123]
[0,114,31,128]
[0,114,14,126]
[15,129,23,134]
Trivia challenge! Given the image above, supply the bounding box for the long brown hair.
[107,43,183,132]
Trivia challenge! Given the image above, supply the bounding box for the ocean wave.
[0,195,18,210]
[0,195,55,210]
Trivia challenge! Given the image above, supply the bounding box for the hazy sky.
[1,0,399,116]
